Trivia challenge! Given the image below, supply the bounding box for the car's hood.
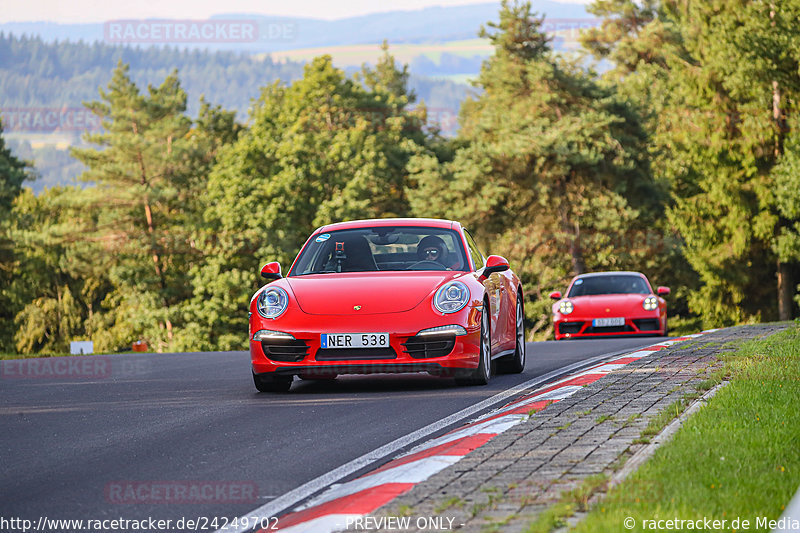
[565,294,652,315]
[286,272,462,315]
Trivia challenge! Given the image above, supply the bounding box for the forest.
[1,0,799,354]
[0,32,473,191]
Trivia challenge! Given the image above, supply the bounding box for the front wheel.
[253,372,292,393]
[498,293,525,374]
[455,307,492,386]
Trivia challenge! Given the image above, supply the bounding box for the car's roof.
[574,271,646,278]
[314,218,460,233]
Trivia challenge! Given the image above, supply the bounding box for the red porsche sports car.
[549,271,669,340]
[249,218,526,392]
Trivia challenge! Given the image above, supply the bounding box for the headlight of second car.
[433,281,470,313]
[558,300,574,315]
[256,287,289,319]
[642,295,658,311]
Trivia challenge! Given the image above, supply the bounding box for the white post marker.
[69,341,94,355]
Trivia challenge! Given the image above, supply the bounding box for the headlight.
[433,281,470,314]
[558,300,574,315]
[643,296,658,311]
[256,287,289,319]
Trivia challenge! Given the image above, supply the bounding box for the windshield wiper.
[292,270,338,276]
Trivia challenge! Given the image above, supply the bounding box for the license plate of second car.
[321,333,390,349]
[592,317,625,327]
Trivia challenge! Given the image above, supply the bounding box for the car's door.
[497,270,516,350]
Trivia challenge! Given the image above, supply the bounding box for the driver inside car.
[416,235,450,268]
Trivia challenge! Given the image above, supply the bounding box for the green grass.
[0,351,75,360]
[524,475,609,533]
[622,413,641,427]
[637,399,687,439]
[434,496,464,514]
[571,324,800,532]
[525,502,574,533]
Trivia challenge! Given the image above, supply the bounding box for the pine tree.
[182,54,429,349]
[0,118,27,215]
[582,0,800,325]
[408,0,661,337]
[0,118,31,351]
[70,62,237,351]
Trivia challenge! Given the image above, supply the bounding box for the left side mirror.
[261,262,282,281]
[657,286,670,296]
[481,255,510,278]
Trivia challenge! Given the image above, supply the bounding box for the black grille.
[402,335,456,359]
[584,325,635,334]
[315,348,397,361]
[558,322,584,335]
[261,340,309,362]
[634,319,660,332]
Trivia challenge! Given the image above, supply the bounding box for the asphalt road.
[0,337,665,528]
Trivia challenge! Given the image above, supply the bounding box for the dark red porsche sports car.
[549,271,669,340]
[249,218,526,392]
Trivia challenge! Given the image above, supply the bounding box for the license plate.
[592,317,625,327]
[321,333,390,349]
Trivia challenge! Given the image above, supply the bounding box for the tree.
[7,188,101,354]
[773,118,800,309]
[579,0,681,77]
[71,62,239,352]
[407,1,661,337]
[182,54,429,349]
[582,0,800,325]
[0,118,30,351]
[0,118,28,216]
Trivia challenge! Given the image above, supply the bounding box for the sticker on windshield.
[574,279,583,285]
[315,233,331,243]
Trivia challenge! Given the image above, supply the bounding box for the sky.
[1,0,589,23]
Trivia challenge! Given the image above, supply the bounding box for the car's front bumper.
[250,305,483,376]
[553,313,665,340]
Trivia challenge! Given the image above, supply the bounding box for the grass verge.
[570,323,800,532]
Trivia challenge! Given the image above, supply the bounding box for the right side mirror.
[657,286,670,296]
[260,262,282,281]
[549,291,562,300]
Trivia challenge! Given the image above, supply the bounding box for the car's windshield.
[567,275,651,297]
[289,226,469,275]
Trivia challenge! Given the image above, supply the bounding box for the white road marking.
[215,342,675,533]
[296,455,461,510]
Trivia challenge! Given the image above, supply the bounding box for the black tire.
[455,306,492,386]
[498,293,526,374]
[253,372,293,393]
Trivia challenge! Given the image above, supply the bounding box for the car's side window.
[464,230,485,270]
